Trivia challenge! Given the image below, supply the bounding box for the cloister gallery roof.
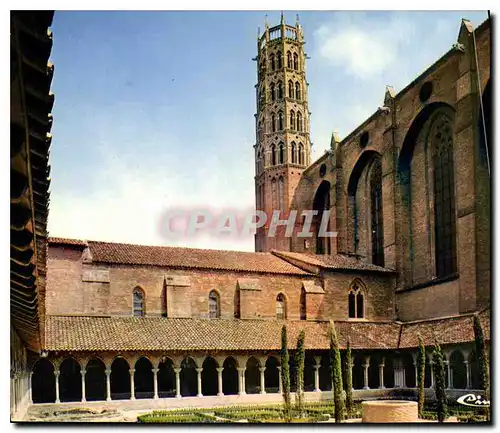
[44,309,489,353]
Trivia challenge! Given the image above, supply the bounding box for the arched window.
[293,52,298,70]
[300,288,306,320]
[370,158,384,267]
[298,143,304,165]
[278,111,284,130]
[297,111,303,132]
[277,81,283,99]
[288,80,294,98]
[271,144,276,166]
[291,142,297,164]
[295,82,301,100]
[270,83,275,102]
[133,287,145,317]
[278,176,284,211]
[276,293,286,319]
[432,114,457,278]
[271,113,276,132]
[348,283,364,319]
[287,51,292,68]
[278,142,284,164]
[209,290,220,318]
[270,54,275,71]
[277,51,283,69]
[271,177,278,211]
[290,110,296,130]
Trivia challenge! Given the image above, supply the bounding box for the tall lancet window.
[271,113,276,132]
[370,159,384,267]
[271,144,276,165]
[295,82,301,100]
[293,52,299,70]
[291,142,297,164]
[278,111,284,130]
[288,80,294,98]
[287,51,292,68]
[277,81,283,100]
[348,283,364,319]
[433,114,457,278]
[276,293,286,319]
[290,110,296,130]
[278,142,285,164]
[298,143,304,165]
[208,290,220,318]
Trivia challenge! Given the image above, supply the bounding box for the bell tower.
[254,13,312,252]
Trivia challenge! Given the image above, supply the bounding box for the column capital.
[173,367,182,374]
[129,368,136,374]
[444,360,450,366]
[463,360,469,365]
[216,367,224,373]
[313,364,321,370]
[277,365,282,371]
[362,364,370,369]
[54,370,60,376]
[196,367,203,374]
[152,368,159,374]
[237,367,246,373]
[378,364,385,368]
[80,369,87,376]
[259,366,266,373]
[105,369,112,376]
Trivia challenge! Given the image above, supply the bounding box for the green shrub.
[137,412,215,424]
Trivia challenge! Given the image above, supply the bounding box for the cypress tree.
[432,339,448,423]
[295,330,306,416]
[417,335,426,418]
[473,314,490,421]
[344,338,353,417]
[329,320,345,423]
[280,325,291,422]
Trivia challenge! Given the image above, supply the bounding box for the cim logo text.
[456,393,490,408]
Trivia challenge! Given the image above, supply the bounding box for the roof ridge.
[400,311,482,325]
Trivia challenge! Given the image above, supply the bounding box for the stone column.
[237,367,246,395]
[80,369,86,402]
[174,367,181,398]
[378,359,385,389]
[430,361,435,388]
[313,356,322,392]
[445,361,452,389]
[129,369,136,400]
[28,372,33,404]
[277,366,283,394]
[216,367,224,396]
[54,370,60,403]
[259,367,266,394]
[464,361,471,389]
[105,369,112,401]
[362,358,370,390]
[196,368,203,397]
[152,368,159,399]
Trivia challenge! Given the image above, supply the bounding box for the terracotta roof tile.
[399,310,491,348]
[272,250,396,273]
[48,237,87,247]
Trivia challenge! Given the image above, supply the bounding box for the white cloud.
[314,14,416,80]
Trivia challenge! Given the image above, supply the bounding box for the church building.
[11,13,491,419]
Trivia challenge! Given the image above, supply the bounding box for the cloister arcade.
[29,346,482,405]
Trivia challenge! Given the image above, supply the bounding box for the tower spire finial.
[281,11,284,24]
[257,25,261,40]
[296,13,300,24]
[264,13,268,29]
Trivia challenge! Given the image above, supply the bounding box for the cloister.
[24,345,482,406]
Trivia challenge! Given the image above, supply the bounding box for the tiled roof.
[49,237,87,247]
[44,316,398,352]
[399,309,491,349]
[45,311,489,353]
[272,250,396,273]
[47,238,310,276]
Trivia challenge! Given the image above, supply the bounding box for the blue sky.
[47,10,488,251]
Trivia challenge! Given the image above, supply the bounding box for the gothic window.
[271,177,278,211]
[277,81,283,99]
[298,143,304,165]
[270,83,275,102]
[287,51,292,68]
[297,111,303,132]
[313,180,331,255]
[271,144,276,165]
[433,115,457,278]
[271,114,276,132]
[278,142,285,164]
[276,293,286,319]
[291,142,297,164]
[133,287,145,317]
[278,111,284,130]
[300,288,306,320]
[288,80,294,98]
[270,54,275,71]
[293,52,298,70]
[295,82,301,100]
[277,51,283,69]
[370,159,384,267]
[234,288,241,319]
[258,121,264,142]
[348,283,364,319]
[278,176,284,211]
[209,290,220,319]
[290,110,296,130]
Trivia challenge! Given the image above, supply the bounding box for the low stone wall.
[362,400,418,423]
